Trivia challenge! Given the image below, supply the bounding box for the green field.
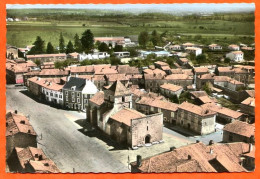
[6,9,255,48]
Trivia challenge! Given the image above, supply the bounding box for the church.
[87,80,163,149]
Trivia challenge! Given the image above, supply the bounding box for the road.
[6,85,223,173]
[6,85,128,173]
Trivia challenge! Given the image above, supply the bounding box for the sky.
[6,3,255,13]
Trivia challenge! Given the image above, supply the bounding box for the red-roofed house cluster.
[6,111,60,173]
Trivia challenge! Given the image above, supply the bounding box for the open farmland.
[7,9,255,48]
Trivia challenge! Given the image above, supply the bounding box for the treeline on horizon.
[7,9,255,22]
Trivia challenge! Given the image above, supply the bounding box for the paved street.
[6,85,223,173]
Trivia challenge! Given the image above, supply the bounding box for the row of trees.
[28,29,96,55]
[138,30,166,48]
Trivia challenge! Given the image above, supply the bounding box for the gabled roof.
[137,97,179,111]
[89,91,104,106]
[110,108,146,126]
[107,80,131,96]
[178,102,216,116]
[241,97,255,107]
[223,120,255,138]
[160,83,183,92]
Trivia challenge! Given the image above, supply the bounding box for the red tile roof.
[223,120,255,138]
[27,53,66,58]
[6,112,37,136]
[137,97,179,111]
[165,74,192,80]
[241,97,255,107]
[89,91,104,106]
[108,80,131,96]
[110,108,146,126]
[105,74,129,82]
[154,61,169,66]
[28,76,64,91]
[193,67,209,73]
[179,102,216,116]
[160,83,183,92]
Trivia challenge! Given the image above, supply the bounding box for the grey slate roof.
[62,77,86,91]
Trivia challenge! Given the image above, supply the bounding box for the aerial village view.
[5,4,255,173]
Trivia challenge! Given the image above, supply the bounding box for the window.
[59,95,62,99]
[158,108,161,112]
[77,98,80,103]
[84,99,88,104]
[122,96,125,102]
[151,107,154,112]
[72,97,75,102]
[46,92,49,95]
[147,126,148,131]
[72,92,75,97]
[66,96,68,101]
[65,91,68,95]
[50,93,53,97]
[171,112,175,118]
[55,94,58,98]
[77,92,80,97]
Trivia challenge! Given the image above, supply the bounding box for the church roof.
[107,80,131,96]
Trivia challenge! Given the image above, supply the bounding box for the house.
[131,141,254,172]
[176,58,189,66]
[228,44,240,51]
[159,83,183,98]
[136,97,179,125]
[23,69,69,86]
[201,103,244,124]
[40,62,55,69]
[214,76,245,91]
[6,59,37,84]
[185,47,202,56]
[177,102,216,135]
[28,77,64,106]
[78,52,110,61]
[87,80,163,148]
[94,37,127,47]
[117,65,140,75]
[240,97,255,117]
[169,44,181,51]
[226,51,244,62]
[223,120,255,144]
[105,74,129,86]
[164,74,193,89]
[67,52,79,59]
[6,111,37,157]
[196,73,214,90]
[63,77,98,111]
[140,51,171,58]
[208,44,222,50]
[193,67,209,76]
[7,147,60,173]
[6,44,18,59]
[26,53,67,63]
[114,51,130,58]
[215,67,235,77]
[181,42,195,49]
[144,73,165,92]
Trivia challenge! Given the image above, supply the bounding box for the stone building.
[7,147,60,173]
[196,74,214,90]
[6,111,37,158]
[177,102,216,135]
[63,77,98,111]
[87,80,163,148]
[240,97,255,117]
[223,120,255,144]
[6,44,18,59]
[159,83,183,98]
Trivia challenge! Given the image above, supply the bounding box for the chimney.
[170,146,176,151]
[196,140,200,143]
[35,154,38,158]
[188,155,192,160]
[137,155,142,167]
[249,144,253,152]
[44,163,49,167]
[209,140,214,145]
[39,155,43,161]
[28,129,31,133]
[14,110,18,114]
[210,148,214,154]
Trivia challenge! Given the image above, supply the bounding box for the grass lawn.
[217,97,240,111]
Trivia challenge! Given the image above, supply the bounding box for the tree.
[74,33,82,53]
[35,59,41,66]
[128,48,139,57]
[66,41,74,54]
[114,44,123,52]
[28,36,45,54]
[196,54,207,63]
[151,30,160,46]
[171,94,179,104]
[224,57,231,64]
[138,31,149,48]
[59,32,65,53]
[110,56,121,65]
[46,42,55,54]
[203,82,212,95]
[98,42,109,52]
[81,29,94,53]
